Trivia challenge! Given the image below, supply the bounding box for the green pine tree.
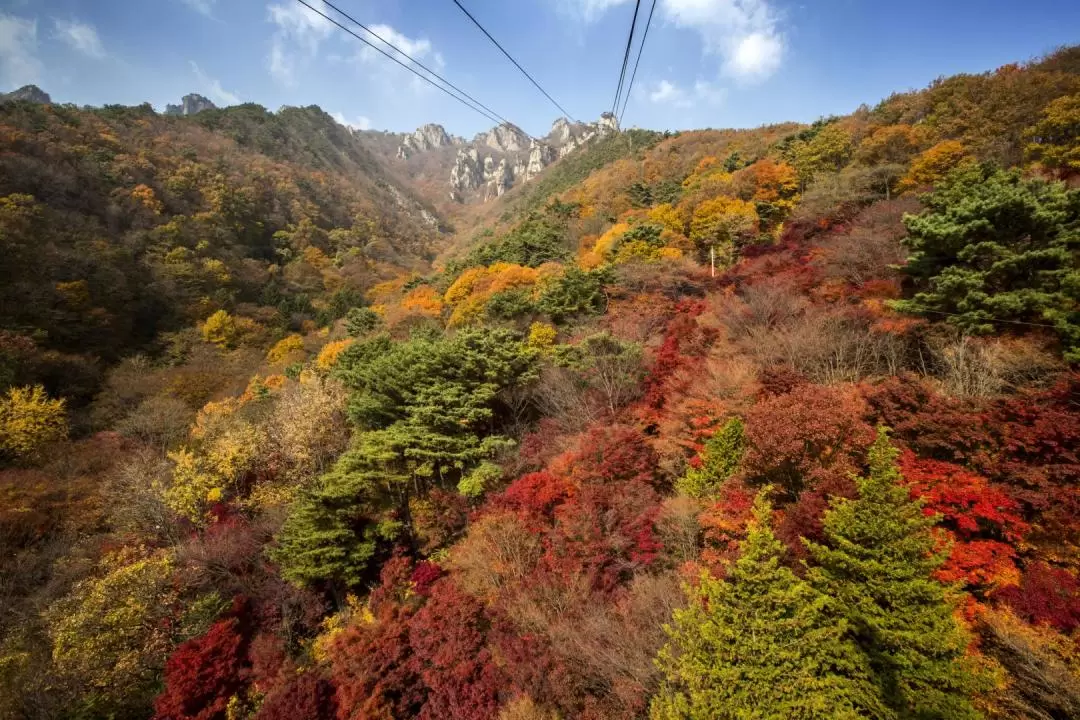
[892,167,1080,361]
[807,427,984,720]
[651,491,890,720]
[269,430,409,588]
[676,416,745,498]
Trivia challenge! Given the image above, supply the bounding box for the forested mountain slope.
[0,100,441,410]
[1,46,1080,720]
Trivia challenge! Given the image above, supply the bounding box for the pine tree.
[893,167,1080,361]
[676,416,745,498]
[650,491,889,720]
[807,427,984,720]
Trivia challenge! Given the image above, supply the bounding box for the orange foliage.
[401,285,444,317]
[898,140,972,191]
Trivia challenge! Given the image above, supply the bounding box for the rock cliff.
[387,113,618,205]
[164,93,217,116]
[0,85,52,104]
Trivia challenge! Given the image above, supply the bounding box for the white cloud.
[332,111,372,131]
[354,24,443,93]
[181,0,217,17]
[359,24,433,63]
[663,0,785,82]
[557,0,632,22]
[0,13,42,89]
[190,61,239,105]
[649,79,683,104]
[52,18,105,59]
[266,0,333,86]
[647,78,726,108]
[725,30,782,80]
[560,0,786,83]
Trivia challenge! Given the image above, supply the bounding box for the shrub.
[0,384,67,463]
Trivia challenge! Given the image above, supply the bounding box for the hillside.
[0,99,441,411]
[1,46,1080,720]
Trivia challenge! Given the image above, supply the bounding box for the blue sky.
[1,0,1078,138]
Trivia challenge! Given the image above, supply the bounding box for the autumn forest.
[1,44,1080,720]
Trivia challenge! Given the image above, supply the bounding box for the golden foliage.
[1025,93,1080,175]
[648,203,688,235]
[443,263,542,326]
[266,334,306,365]
[689,195,759,260]
[401,285,444,317]
[315,338,355,373]
[0,385,67,462]
[46,547,177,691]
[898,139,972,191]
[527,321,558,351]
[130,184,163,215]
[201,310,238,349]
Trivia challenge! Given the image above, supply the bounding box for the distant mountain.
[357,112,620,208]
[164,93,217,116]
[0,85,51,104]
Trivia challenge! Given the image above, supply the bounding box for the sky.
[1,0,1078,139]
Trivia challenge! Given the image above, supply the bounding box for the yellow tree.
[1025,93,1080,176]
[689,196,759,269]
[898,140,973,192]
[855,124,920,166]
[46,548,178,699]
[0,385,67,463]
[791,125,854,184]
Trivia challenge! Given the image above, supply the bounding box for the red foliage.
[154,613,251,720]
[994,562,1080,633]
[774,473,857,561]
[490,425,666,592]
[699,481,756,574]
[408,580,506,720]
[330,606,426,720]
[247,632,287,693]
[641,300,713,413]
[900,452,1029,543]
[516,418,568,474]
[935,536,1019,591]
[254,671,337,720]
[490,621,585,716]
[410,561,443,597]
[554,425,662,490]
[644,333,682,411]
[547,478,662,591]
[863,373,1080,542]
[743,384,874,496]
[755,364,808,398]
[493,471,573,526]
[860,375,992,464]
[368,553,416,619]
[984,377,1080,529]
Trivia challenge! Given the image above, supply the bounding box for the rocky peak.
[397,123,460,159]
[164,93,217,117]
[548,117,574,144]
[0,85,52,104]
[526,142,555,181]
[478,123,530,153]
[597,112,619,135]
[449,147,483,195]
[388,113,620,205]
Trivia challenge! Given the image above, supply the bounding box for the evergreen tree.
[676,416,745,498]
[651,491,889,720]
[807,428,984,720]
[893,167,1080,361]
[269,431,408,588]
